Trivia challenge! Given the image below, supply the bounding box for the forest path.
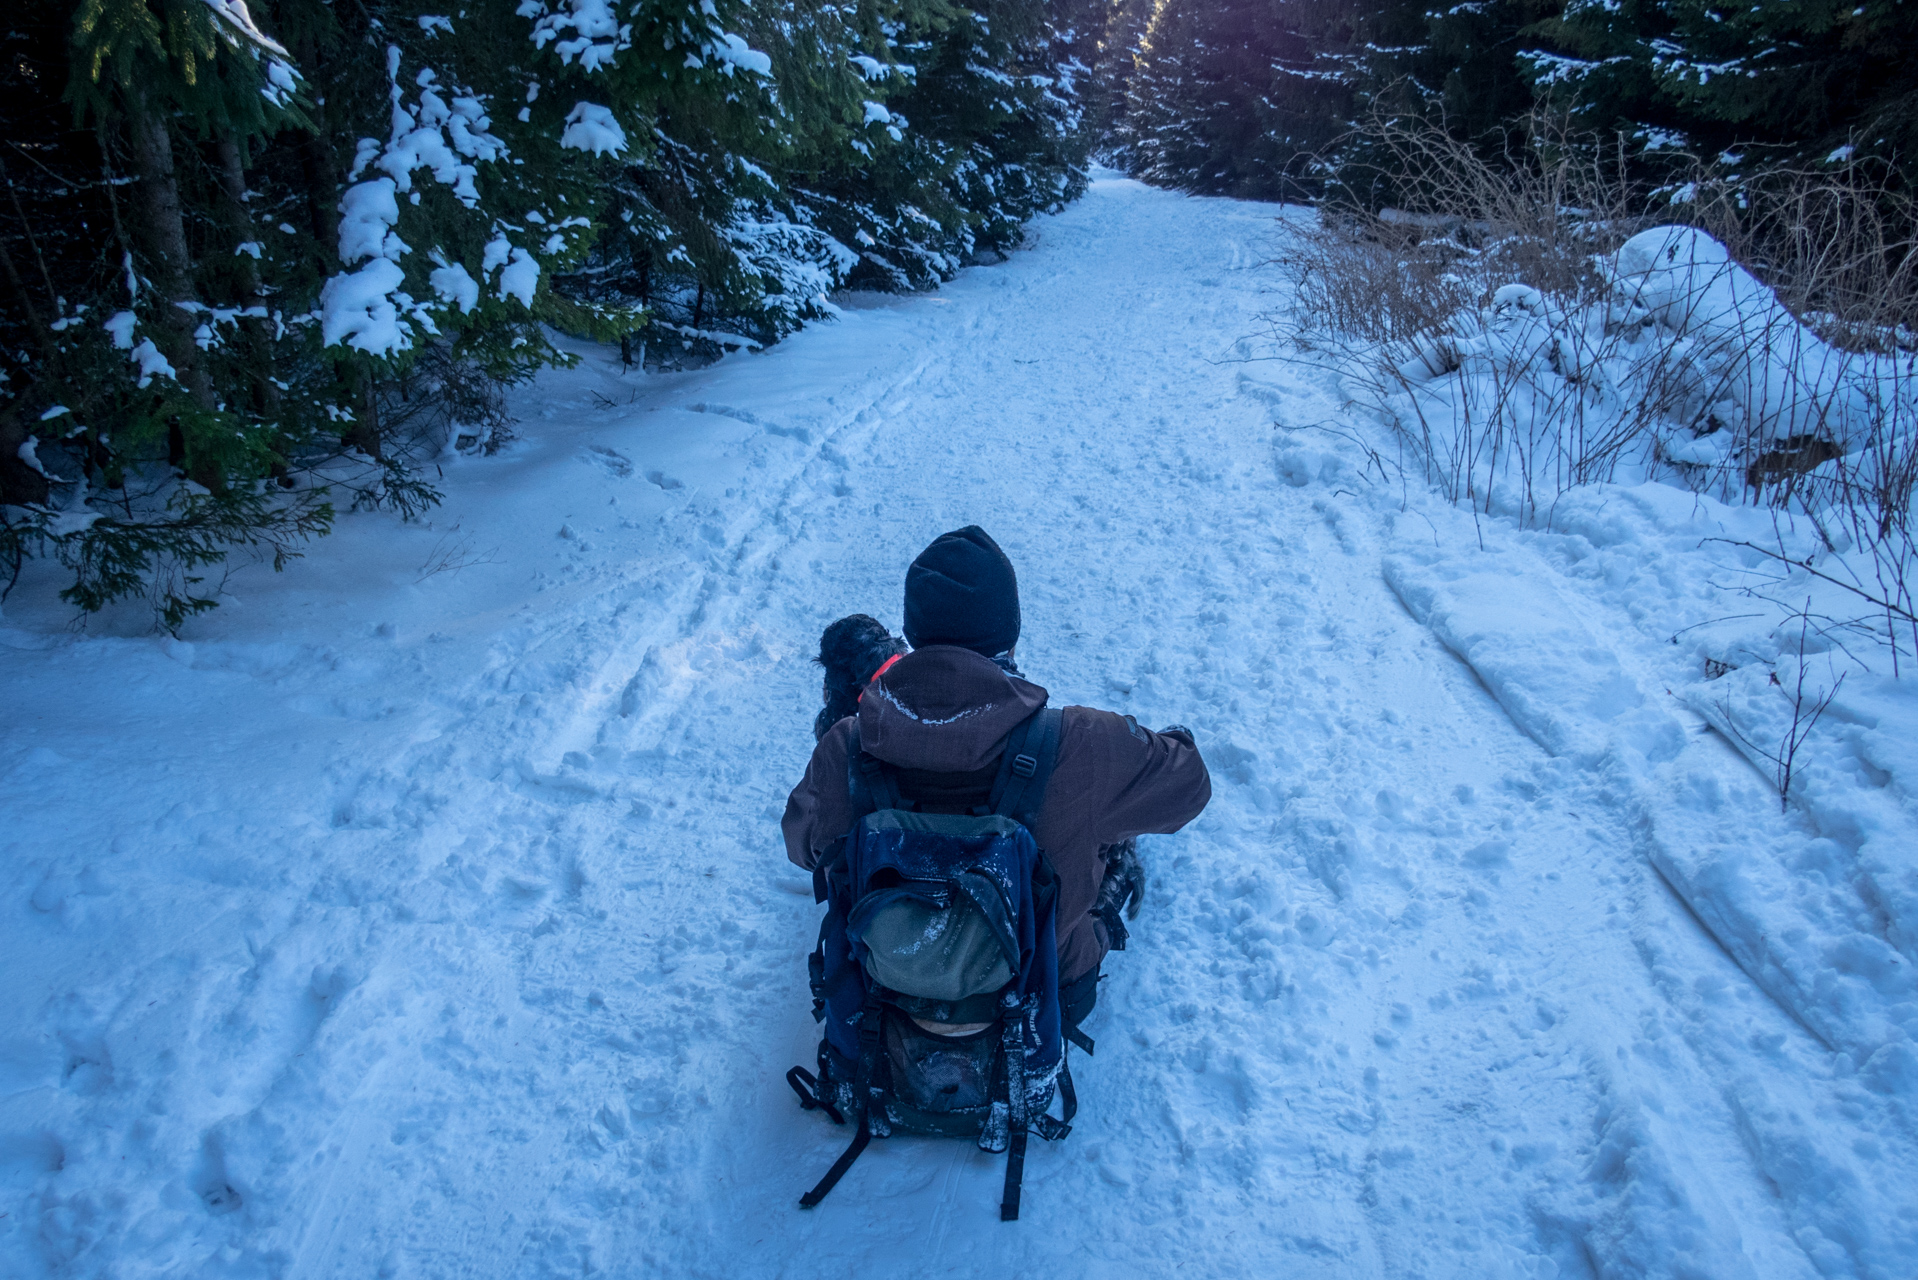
[3,178,1832,1279]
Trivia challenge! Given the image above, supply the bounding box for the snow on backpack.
[786,706,1075,1220]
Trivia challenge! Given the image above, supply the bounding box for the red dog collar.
[857,653,904,703]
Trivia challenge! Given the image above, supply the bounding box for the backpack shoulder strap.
[846,730,903,816]
[988,707,1063,827]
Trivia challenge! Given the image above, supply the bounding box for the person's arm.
[782,721,854,870]
[1077,710,1212,847]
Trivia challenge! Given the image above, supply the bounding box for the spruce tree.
[1344,0,1561,143]
[1123,0,1332,201]
[1524,0,1918,174]
[3,0,1088,621]
[1094,0,1156,169]
[562,0,1089,355]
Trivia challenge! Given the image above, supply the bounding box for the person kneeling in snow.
[783,525,1211,1065]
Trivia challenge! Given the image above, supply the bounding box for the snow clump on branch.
[321,43,523,355]
[560,102,627,155]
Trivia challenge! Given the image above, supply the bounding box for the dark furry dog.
[812,614,909,741]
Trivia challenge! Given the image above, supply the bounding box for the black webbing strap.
[799,1113,870,1209]
[1030,1051,1076,1142]
[989,707,1063,826]
[786,1067,844,1125]
[810,841,847,905]
[849,747,903,814]
[1065,1024,1095,1055]
[1001,1124,1029,1222]
[854,990,884,1114]
[1000,993,1031,1221]
[798,991,883,1210]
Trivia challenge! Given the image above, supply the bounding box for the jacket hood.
[856,645,1048,772]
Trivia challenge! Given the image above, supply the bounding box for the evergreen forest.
[3,0,1910,624]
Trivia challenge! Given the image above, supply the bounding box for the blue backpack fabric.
[788,707,1073,1221]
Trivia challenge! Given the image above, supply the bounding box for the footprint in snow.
[580,445,633,478]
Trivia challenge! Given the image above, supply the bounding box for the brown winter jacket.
[782,645,1212,984]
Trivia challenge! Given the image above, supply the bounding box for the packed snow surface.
[5,176,1916,1278]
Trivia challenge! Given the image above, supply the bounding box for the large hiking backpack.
[787,707,1077,1220]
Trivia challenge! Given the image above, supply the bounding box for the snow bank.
[1342,225,1918,528]
[1279,436,1918,1275]
[1383,498,1918,1058]
[1278,201,1918,1268]
[1383,544,1645,762]
[1317,224,1918,1065]
[1608,226,1905,448]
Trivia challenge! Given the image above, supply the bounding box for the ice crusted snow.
[4,175,1915,1278]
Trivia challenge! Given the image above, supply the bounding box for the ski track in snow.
[4,177,1914,1279]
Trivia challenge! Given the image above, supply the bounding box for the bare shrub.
[1273,112,1918,631]
[1684,163,1918,358]
[1343,112,1648,297]
[1683,168,1918,666]
[1282,209,1476,351]
[1274,112,1679,520]
[1708,604,1849,810]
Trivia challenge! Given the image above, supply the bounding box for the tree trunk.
[214,135,279,419]
[126,95,215,416]
[126,95,232,493]
[0,177,57,505]
[214,137,261,297]
[341,371,383,461]
[290,28,338,254]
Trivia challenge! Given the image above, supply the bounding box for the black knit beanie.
[902,526,1021,657]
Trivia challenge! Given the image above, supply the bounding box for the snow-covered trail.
[4,178,1891,1278]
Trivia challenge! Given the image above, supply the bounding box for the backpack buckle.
[1010,753,1037,779]
[1032,1114,1072,1142]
